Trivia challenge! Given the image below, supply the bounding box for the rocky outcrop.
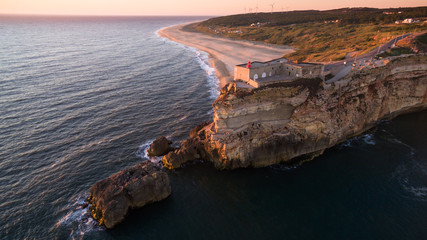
[162,137,204,169]
[147,136,173,156]
[163,54,427,169]
[88,161,171,228]
[162,122,212,169]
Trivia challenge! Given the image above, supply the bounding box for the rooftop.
[236,57,322,69]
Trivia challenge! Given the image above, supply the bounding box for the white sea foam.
[393,163,427,201]
[192,49,220,99]
[404,186,427,198]
[361,134,376,145]
[340,133,376,148]
[157,32,220,100]
[270,164,299,171]
[55,195,103,240]
[135,139,163,164]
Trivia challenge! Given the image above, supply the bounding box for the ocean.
[0,16,426,239]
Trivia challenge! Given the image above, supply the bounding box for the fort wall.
[234,58,323,87]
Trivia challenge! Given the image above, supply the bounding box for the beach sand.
[158,23,294,88]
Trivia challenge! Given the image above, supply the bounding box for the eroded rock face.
[88,161,171,228]
[147,136,173,156]
[162,55,427,169]
[162,124,208,169]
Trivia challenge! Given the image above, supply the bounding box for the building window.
[262,72,266,78]
[269,72,272,76]
[254,74,258,80]
[310,71,312,75]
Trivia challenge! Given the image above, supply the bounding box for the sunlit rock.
[88,161,171,228]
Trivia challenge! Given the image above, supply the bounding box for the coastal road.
[325,33,413,82]
[326,66,352,83]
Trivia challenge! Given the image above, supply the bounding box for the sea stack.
[88,161,171,228]
[147,136,173,156]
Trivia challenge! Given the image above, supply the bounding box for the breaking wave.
[339,133,376,148]
[157,28,220,100]
[392,160,427,201]
[135,139,163,164]
[55,196,103,240]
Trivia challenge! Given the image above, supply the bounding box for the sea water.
[0,16,426,239]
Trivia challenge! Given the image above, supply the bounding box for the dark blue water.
[0,16,426,239]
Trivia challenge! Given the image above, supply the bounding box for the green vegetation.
[415,33,427,52]
[192,7,427,62]
[198,7,427,27]
[418,33,427,44]
[378,47,413,57]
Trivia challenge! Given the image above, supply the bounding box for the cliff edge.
[163,54,427,169]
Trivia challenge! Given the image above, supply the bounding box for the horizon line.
[0,13,217,18]
[1,6,425,18]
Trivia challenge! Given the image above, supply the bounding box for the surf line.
[156,26,220,100]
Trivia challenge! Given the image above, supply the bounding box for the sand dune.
[158,24,294,88]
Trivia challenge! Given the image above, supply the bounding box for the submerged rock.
[88,161,171,228]
[147,136,173,156]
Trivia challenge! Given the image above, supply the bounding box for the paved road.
[324,33,412,83]
[326,66,352,83]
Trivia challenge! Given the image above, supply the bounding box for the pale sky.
[0,0,425,16]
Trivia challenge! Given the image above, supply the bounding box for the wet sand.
[158,23,294,88]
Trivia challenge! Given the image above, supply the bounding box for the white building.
[402,18,414,24]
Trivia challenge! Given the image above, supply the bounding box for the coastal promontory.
[163,54,427,169]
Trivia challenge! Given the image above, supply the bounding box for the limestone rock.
[189,122,211,138]
[88,161,171,228]
[162,137,203,169]
[165,55,427,169]
[162,123,213,169]
[147,136,172,156]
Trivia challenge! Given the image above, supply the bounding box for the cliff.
[163,54,427,169]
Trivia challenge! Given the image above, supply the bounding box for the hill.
[190,7,427,62]
[198,7,427,27]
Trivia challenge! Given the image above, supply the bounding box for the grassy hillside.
[192,7,427,62]
[198,7,427,27]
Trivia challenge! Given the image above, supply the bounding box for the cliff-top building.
[234,58,324,88]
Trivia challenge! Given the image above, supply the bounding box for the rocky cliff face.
[163,55,427,169]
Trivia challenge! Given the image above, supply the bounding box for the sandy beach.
[158,23,294,88]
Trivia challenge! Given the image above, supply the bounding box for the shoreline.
[158,23,294,88]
